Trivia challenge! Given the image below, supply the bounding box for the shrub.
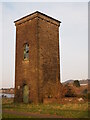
[82,89,88,94]
[73,80,80,87]
[88,92,90,100]
[65,86,76,97]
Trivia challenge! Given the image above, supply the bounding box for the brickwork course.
[14,11,62,103]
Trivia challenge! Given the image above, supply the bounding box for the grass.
[2,98,89,118]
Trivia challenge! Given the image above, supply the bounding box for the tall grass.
[2,98,89,118]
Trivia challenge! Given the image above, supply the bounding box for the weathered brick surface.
[14,11,61,103]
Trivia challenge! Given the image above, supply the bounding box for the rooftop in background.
[14,11,61,26]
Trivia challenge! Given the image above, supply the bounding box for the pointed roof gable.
[14,11,61,26]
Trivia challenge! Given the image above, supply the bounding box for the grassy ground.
[2,98,89,118]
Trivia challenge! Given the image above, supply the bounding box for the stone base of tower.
[42,82,62,104]
[14,81,62,104]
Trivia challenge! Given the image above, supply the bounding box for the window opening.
[24,43,29,60]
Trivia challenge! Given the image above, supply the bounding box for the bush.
[88,92,90,100]
[65,86,76,97]
[73,80,80,87]
[82,89,88,94]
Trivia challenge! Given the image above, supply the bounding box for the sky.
[1,1,88,88]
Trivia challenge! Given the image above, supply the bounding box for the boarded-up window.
[24,43,29,60]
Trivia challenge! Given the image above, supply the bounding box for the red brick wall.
[15,18,39,103]
[14,14,61,103]
[38,18,61,102]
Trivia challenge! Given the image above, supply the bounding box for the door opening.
[23,85,29,103]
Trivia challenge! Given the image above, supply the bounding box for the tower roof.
[14,11,61,26]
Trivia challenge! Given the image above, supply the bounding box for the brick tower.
[14,11,61,103]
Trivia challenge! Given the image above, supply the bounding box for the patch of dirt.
[2,109,64,118]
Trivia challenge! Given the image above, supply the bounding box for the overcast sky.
[1,1,88,88]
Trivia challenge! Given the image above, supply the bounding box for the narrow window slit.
[24,43,29,61]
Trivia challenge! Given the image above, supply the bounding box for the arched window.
[24,43,29,60]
